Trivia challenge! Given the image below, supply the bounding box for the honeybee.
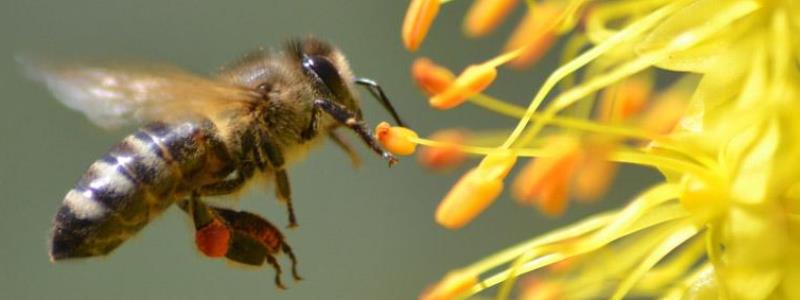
[23,37,405,288]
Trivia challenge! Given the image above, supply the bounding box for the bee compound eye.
[302,55,344,96]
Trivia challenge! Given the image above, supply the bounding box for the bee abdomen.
[50,121,214,260]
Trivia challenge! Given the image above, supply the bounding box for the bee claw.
[383,153,399,167]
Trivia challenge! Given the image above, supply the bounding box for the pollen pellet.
[464,0,519,37]
[412,58,455,96]
[375,122,419,156]
[402,0,441,52]
[430,64,498,109]
[195,219,230,258]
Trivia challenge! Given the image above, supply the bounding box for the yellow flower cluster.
[380,0,800,299]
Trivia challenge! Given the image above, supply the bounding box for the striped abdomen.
[50,121,223,260]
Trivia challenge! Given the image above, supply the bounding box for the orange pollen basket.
[195,219,231,258]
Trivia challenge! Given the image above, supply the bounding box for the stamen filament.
[411,135,714,180]
[610,224,699,300]
[468,94,717,169]
[499,0,690,149]
[457,184,680,295]
[472,203,689,297]
[513,0,760,147]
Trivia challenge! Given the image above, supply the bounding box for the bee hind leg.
[178,197,295,289]
[177,194,231,258]
[281,241,302,281]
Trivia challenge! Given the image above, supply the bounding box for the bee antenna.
[354,77,407,128]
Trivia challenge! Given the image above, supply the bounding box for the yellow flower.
[392,0,800,298]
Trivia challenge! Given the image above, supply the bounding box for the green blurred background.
[0,1,659,299]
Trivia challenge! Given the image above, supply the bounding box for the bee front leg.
[312,98,398,166]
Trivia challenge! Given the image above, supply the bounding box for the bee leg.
[275,170,296,228]
[179,198,296,289]
[198,162,256,196]
[301,104,321,141]
[227,232,288,290]
[312,98,398,166]
[178,194,231,258]
[329,130,362,168]
[260,136,298,228]
[281,241,302,281]
[265,252,286,289]
[354,77,407,127]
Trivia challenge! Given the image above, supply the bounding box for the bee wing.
[20,57,260,129]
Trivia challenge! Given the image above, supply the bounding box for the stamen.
[463,0,518,37]
[402,0,441,52]
[435,151,517,229]
[430,63,498,109]
[375,122,419,156]
[418,129,468,170]
[420,269,479,300]
[412,58,455,96]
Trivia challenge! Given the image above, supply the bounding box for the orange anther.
[418,129,468,170]
[538,178,570,216]
[520,277,562,300]
[504,2,563,68]
[375,122,419,156]
[512,136,582,216]
[403,0,441,52]
[412,58,455,96]
[429,63,498,109]
[640,91,688,135]
[436,151,517,229]
[464,0,519,37]
[599,77,652,122]
[573,139,618,202]
[420,270,478,300]
[476,150,517,179]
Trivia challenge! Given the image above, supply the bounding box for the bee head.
[287,37,361,117]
